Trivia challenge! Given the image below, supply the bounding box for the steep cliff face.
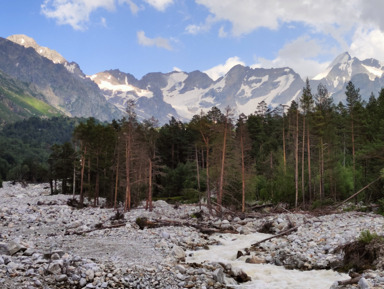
[0,37,123,122]
[0,70,62,126]
[7,34,67,64]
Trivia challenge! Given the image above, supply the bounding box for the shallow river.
[186,232,348,289]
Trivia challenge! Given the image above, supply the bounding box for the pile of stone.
[0,182,230,288]
[2,181,384,288]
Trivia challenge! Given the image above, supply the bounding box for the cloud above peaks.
[254,36,332,79]
[41,0,174,30]
[143,0,173,11]
[350,28,384,61]
[137,30,173,50]
[118,0,140,14]
[204,57,245,81]
[41,0,116,30]
[195,0,359,37]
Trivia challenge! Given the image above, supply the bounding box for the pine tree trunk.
[94,155,99,206]
[240,133,245,213]
[80,146,86,207]
[195,144,200,191]
[206,144,210,211]
[302,116,305,205]
[125,134,131,212]
[295,109,299,208]
[218,117,228,210]
[283,117,287,175]
[114,149,119,210]
[195,144,201,209]
[320,137,324,200]
[200,131,210,212]
[351,117,356,194]
[148,158,153,212]
[72,163,76,198]
[87,158,91,201]
[307,125,312,202]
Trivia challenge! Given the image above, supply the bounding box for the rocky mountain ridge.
[1,34,384,124]
[311,52,384,103]
[0,36,123,123]
[92,51,384,122]
[91,65,305,123]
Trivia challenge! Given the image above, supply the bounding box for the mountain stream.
[186,232,348,289]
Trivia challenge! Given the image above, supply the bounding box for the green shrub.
[377,198,384,215]
[311,198,334,210]
[358,230,383,243]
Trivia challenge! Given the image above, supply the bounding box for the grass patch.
[337,230,384,272]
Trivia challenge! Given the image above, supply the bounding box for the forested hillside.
[2,81,384,212]
[0,116,80,184]
[45,81,384,211]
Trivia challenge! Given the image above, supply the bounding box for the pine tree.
[299,78,314,204]
[345,81,361,193]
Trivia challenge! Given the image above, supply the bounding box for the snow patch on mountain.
[362,64,384,81]
[238,75,270,99]
[64,62,77,74]
[313,68,331,80]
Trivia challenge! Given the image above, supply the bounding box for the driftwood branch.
[136,217,238,235]
[65,222,126,235]
[336,176,381,208]
[251,226,298,247]
[249,203,274,211]
[337,276,361,286]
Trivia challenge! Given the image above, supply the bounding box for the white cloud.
[185,15,215,35]
[137,30,173,50]
[100,17,107,27]
[359,0,384,31]
[195,0,360,37]
[204,56,245,81]
[185,24,203,35]
[118,0,140,14]
[218,26,227,38]
[144,0,173,11]
[41,0,116,30]
[254,35,331,79]
[192,0,384,77]
[350,28,384,61]
[193,0,384,62]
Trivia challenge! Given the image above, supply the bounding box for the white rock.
[171,246,185,259]
[358,277,371,289]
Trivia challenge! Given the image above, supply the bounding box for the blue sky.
[1,0,384,80]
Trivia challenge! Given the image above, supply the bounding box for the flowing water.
[186,232,348,289]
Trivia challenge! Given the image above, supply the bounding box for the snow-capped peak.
[7,34,66,64]
[328,52,351,69]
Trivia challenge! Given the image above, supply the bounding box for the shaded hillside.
[0,37,123,122]
[0,116,81,181]
[0,70,62,126]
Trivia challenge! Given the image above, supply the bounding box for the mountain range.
[0,34,384,125]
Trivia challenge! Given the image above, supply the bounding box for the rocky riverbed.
[1,182,384,288]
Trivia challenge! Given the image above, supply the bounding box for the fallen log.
[249,203,274,211]
[136,217,238,235]
[65,222,126,235]
[337,276,361,286]
[336,176,381,208]
[251,226,298,247]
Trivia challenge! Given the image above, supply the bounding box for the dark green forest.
[0,116,80,185]
[1,81,384,212]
